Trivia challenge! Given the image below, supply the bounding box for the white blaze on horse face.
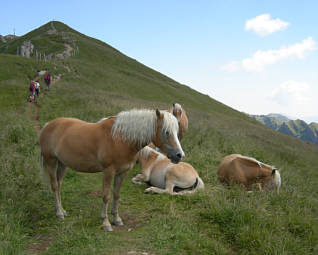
[157,111,185,162]
[173,130,185,158]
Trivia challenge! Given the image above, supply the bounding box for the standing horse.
[168,103,188,140]
[147,103,188,152]
[217,154,281,192]
[132,146,204,195]
[40,109,184,231]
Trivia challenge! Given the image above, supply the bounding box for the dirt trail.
[26,72,62,254]
[56,43,73,59]
[27,235,53,254]
[28,73,62,134]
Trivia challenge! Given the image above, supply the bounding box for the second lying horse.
[217,154,281,192]
[132,146,204,195]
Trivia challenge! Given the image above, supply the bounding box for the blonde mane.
[174,103,182,111]
[111,109,179,147]
[237,154,274,169]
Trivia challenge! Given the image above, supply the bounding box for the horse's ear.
[156,109,162,119]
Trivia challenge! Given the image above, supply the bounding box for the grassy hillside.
[1,21,318,255]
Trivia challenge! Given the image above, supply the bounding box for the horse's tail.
[40,152,50,184]
[196,176,205,190]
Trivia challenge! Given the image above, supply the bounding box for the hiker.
[34,80,40,97]
[44,71,51,91]
[29,81,36,102]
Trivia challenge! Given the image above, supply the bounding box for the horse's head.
[172,103,183,124]
[265,168,281,193]
[153,109,185,163]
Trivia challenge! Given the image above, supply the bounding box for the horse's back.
[40,118,112,170]
[217,154,246,184]
[40,118,88,151]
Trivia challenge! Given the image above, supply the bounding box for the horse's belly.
[66,160,102,173]
[57,152,103,173]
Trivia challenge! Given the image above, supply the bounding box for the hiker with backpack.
[29,81,36,102]
[44,71,51,91]
[34,80,40,97]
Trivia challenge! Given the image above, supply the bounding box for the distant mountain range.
[251,114,318,146]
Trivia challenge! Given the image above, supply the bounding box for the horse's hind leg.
[44,156,65,219]
[144,175,177,195]
[57,161,67,216]
[111,171,128,226]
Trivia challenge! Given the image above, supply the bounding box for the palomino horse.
[168,103,188,140]
[147,103,188,152]
[40,109,184,231]
[217,154,281,192]
[132,146,204,195]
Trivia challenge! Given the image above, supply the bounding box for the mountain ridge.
[251,113,318,145]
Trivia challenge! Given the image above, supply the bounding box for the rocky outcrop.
[18,40,34,58]
[0,34,18,43]
[0,35,5,43]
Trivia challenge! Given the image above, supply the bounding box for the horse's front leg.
[132,165,152,184]
[131,174,145,184]
[101,167,115,231]
[111,171,128,226]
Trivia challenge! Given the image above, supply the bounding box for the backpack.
[29,82,35,91]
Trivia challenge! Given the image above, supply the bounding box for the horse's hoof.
[101,225,113,232]
[63,211,68,217]
[144,187,154,194]
[112,220,124,226]
[131,178,142,185]
[56,214,64,219]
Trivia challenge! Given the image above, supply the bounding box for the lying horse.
[132,146,204,195]
[168,103,188,140]
[217,154,281,192]
[40,109,184,231]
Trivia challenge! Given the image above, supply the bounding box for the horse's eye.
[165,131,170,137]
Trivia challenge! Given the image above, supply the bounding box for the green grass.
[1,21,318,255]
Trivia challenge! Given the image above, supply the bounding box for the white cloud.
[269,80,311,106]
[221,37,316,72]
[268,80,317,118]
[245,14,289,36]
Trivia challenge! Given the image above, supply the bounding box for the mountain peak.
[267,113,290,122]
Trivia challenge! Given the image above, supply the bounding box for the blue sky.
[1,0,318,122]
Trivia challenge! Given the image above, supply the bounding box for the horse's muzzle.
[168,153,182,164]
